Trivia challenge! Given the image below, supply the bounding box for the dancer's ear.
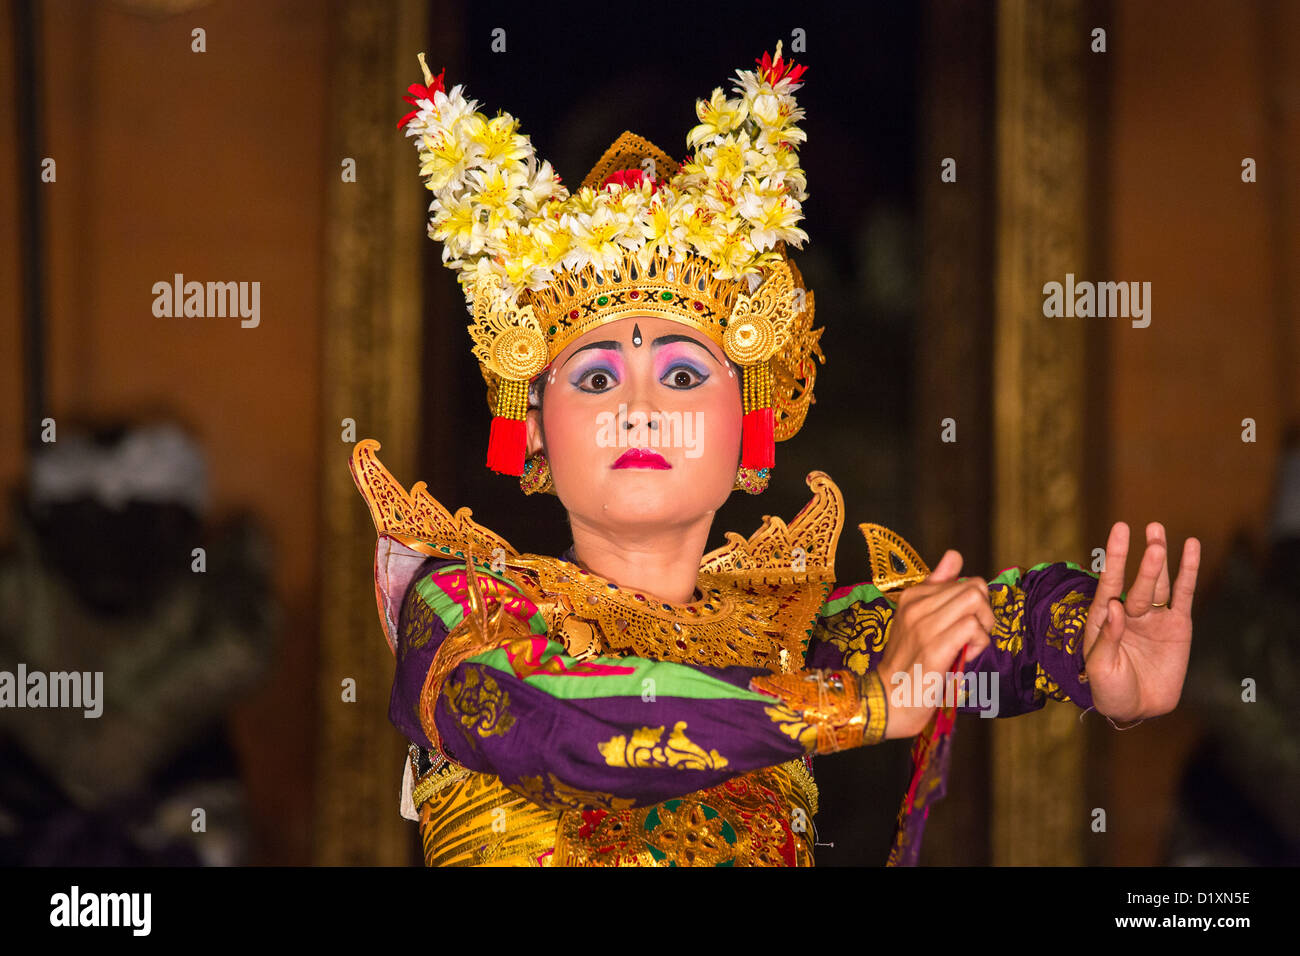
[525,407,544,456]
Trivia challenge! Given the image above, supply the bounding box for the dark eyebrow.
[560,340,620,369]
[560,333,720,370]
[652,334,721,367]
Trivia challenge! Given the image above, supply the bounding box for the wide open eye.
[575,366,620,393]
[661,363,708,389]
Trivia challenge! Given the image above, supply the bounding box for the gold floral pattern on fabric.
[444,667,515,743]
[510,772,640,812]
[550,762,815,866]
[399,583,444,662]
[812,599,892,675]
[764,702,819,751]
[989,584,1026,656]
[1034,667,1065,701]
[1038,589,1093,702]
[597,721,729,771]
[1046,590,1091,655]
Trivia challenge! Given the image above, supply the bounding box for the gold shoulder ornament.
[351,439,847,673]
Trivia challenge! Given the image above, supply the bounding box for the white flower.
[520,157,565,213]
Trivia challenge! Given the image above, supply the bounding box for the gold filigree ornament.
[858,522,932,594]
[349,438,518,561]
[723,259,796,365]
[351,438,847,673]
[469,270,549,382]
[770,256,825,441]
[597,721,730,771]
[505,468,846,672]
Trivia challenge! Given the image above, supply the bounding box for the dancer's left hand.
[1082,521,1201,722]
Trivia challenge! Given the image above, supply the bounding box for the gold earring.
[520,452,555,495]
[733,466,770,495]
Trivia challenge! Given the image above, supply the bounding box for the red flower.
[599,168,664,195]
[398,68,448,129]
[756,47,808,86]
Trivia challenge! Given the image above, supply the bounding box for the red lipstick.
[612,448,671,469]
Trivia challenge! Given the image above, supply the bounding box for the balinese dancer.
[350,42,1200,866]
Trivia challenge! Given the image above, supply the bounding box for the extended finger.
[1098,522,1128,602]
[927,549,964,583]
[1148,522,1171,604]
[1085,522,1128,644]
[1124,538,1166,613]
[1170,536,1201,613]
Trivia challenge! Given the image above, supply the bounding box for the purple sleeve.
[392,559,886,811]
[805,561,1098,718]
[961,562,1097,716]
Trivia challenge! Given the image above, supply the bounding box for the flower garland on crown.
[397,42,810,307]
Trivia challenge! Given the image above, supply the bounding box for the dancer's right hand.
[874,549,994,739]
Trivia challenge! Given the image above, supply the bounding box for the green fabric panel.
[413,574,468,632]
[466,644,775,703]
[412,561,548,634]
[819,582,890,618]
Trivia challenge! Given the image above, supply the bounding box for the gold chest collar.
[349,438,849,672]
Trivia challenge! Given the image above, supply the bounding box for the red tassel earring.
[486,377,528,475]
[740,362,775,470]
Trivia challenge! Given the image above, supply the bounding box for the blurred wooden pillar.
[991,0,1091,865]
[915,0,996,865]
[314,0,429,866]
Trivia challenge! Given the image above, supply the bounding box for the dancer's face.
[526,315,743,531]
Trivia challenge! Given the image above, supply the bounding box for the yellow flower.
[418,130,480,194]
[464,112,531,167]
[464,163,529,246]
[674,202,721,260]
[568,203,637,274]
[687,87,750,149]
[696,132,763,190]
[736,180,808,251]
[498,226,552,290]
[429,193,481,258]
[566,185,603,218]
[636,195,686,268]
[521,157,564,213]
[530,214,574,273]
[712,217,758,278]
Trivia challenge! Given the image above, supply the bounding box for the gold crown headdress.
[398,42,824,479]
